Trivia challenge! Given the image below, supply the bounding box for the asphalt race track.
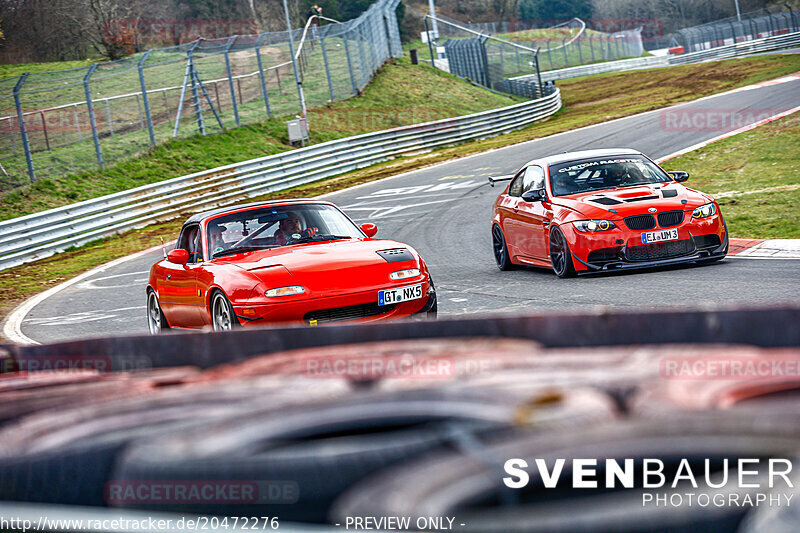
[15,75,800,343]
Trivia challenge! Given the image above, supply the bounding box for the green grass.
[662,113,800,239]
[0,56,516,221]
[1,53,799,330]
[0,60,97,80]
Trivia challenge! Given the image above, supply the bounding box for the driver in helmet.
[273,212,318,245]
[553,172,579,195]
[605,163,629,187]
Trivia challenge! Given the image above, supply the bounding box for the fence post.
[589,34,595,62]
[343,30,359,93]
[424,18,436,71]
[577,35,584,64]
[546,40,553,69]
[764,8,775,35]
[224,36,241,127]
[357,24,369,86]
[365,21,377,75]
[787,5,798,32]
[254,34,271,117]
[138,50,156,147]
[561,38,568,66]
[188,51,206,135]
[74,104,82,141]
[320,35,335,102]
[13,74,35,182]
[104,99,114,135]
[381,8,395,58]
[614,36,621,58]
[83,64,104,169]
[534,49,543,95]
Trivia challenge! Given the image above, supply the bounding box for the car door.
[499,168,527,259]
[158,224,205,328]
[513,165,551,261]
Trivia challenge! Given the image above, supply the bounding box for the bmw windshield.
[549,155,673,196]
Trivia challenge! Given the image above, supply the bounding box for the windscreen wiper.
[289,234,352,244]
[212,245,276,258]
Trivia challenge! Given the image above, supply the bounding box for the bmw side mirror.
[167,249,189,266]
[670,171,689,182]
[521,188,546,202]
[360,223,378,238]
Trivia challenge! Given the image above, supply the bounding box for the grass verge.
[662,112,800,239]
[1,54,800,333]
[0,57,518,221]
[0,60,97,79]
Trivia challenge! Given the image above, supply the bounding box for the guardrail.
[0,89,561,272]
[667,29,800,64]
[513,55,668,83]
[512,30,800,82]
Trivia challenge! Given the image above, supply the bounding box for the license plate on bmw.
[642,228,679,244]
[379,284,423,306]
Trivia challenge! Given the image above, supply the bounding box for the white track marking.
[75,271,150,290]
[24,306,147,327]
[7,75,800,344]
[3,244,167,345]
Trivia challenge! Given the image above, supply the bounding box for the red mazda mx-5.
[490,149,728,277]
[147,200,436,333]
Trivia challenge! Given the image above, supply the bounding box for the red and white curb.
[729,238,800,259]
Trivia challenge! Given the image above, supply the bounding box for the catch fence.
[647,5,798,52]
[0,0,402,191]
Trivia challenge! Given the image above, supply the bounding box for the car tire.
[210,290,238,331]
[112,387,615,522]
[492,225,514,271]
[332,415,800,533]
[146,290,169,335]
[0,368,201,506]
[549,226,576,278]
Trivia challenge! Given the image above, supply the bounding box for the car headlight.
[265,286,305,297]
[692,203,716,219]
[390,268,420,280]
[572,220,616,232]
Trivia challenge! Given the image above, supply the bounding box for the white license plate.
[642,228,679,244]
[379,284,423,306]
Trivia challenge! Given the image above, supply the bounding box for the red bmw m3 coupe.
[490,149,728,277]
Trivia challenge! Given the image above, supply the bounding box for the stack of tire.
[0,339,797,533]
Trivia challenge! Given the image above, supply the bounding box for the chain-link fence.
[428,14,643,76]
[425,14,638,99]
[0,0,402,192]
[647,5,799,52]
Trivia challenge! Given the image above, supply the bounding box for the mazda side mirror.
[167,249,189,266]
[360,223,378,238]
[521,188,546,202]
[670,171,689,182]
